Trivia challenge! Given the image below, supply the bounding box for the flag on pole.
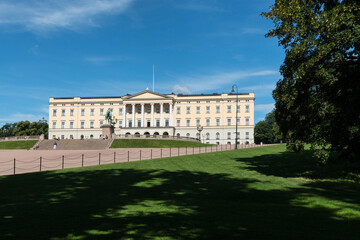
[153,64,155,92]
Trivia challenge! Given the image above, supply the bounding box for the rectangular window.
[227,132,231,140]
[206,106,210,114]
[128,120,132,128]
[176,119,180,127]
[61,121,65,129]
[53,109,57,117]
[246,105,250,113]
[227,106,231,113]
[147,107,151,113]
[90,109,94,116]
[227,118,231,126]
[70,109,74,116]
[216,106,220,113]
[90,121,94,128]
[216,118,220,126]
[186,119,190,127]
[156,107,160,113]
[156,119,160,127]
[100,108,104,116]
[81,121,84,129]
[119,108,123,115]
[70,121,74,129]
[61,109,65,116]
[129,107,133,114]
[53,121,57,129]
[81,109,85,116]
[61,135,64,140]
[196,119,200,126]
[137,107,141,114]
[177,107,181,114]
[237,106,240,113]
[165,119,169,127]
[186,107,190,114]
[100,120,103,127]
[119,120,122,128]
[237,118,240,125]
[206,118,210,126]
[196,106,200,114]
[138,119,141,127]
[165,107,169,113]
[246,118,250,126]
[246,132,249,139]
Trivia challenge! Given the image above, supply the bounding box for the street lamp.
[39,117,47,136]
[231,84,239,150]
[197,125,203,143]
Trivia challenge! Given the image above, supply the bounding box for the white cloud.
[255,103,275,113]
[172,85,191,94]
[0,0,134,32]
[84,55,129,64]
[171,70,278,93]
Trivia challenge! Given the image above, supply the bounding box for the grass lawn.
[110,139,213,148]
[0,145,360,239]
[0,140,37,150]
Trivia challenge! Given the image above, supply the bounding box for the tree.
[262,0,360,162]
[255,110,284,144]
[0,121,48,138]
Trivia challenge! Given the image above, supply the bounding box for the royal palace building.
[48,89,255,144]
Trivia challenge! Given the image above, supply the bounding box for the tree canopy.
[0,121,48,138]
[262,0,360,162]
[255,110,283,144]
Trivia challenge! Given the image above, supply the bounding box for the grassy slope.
[110,139,213,148]
[0,145,359,239]
[0,140,37,150]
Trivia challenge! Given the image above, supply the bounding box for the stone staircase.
[37,139,112,150]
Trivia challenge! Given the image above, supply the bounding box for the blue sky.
[0,0,284,126]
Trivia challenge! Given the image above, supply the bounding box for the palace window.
[216,118,220,126]
[246,132,250,139]
[206,118,210,126]
[61,109,65,116]
[100,108,104,116]
[119,108,123,115]
[206,133,210,140]
[128,120,132,128]
[246,118,250,126]
[53,110,57,117]
[61,121,65,129]
[177,107,181,114]
[81,121,84,129]
[81,109,85,116]
[206,106,210,114]
[119,120,123,128]
[196,119,200,127]
[90,109,94,116]
[165,107,169,113]
[246,105,250,113]
[156,119,160,127]
[138,119,141,127]
[165,119,169,127]
[70,109,74,116]
[176,119,180,127]
[216,106,220,113]
[186,107,190,114]
[196,106,200,114]
[186,119,190,127]
[90,121,94,128]
[227,118,231,126]
[156,107,160,113]
[147,107,151,113]
[100,120,103,127]
[237,106,240,113]
[227,106,231,113]
[186,133,190,137]
[237,118,241,125]
[137,107,141,114]
[227,132,231,140]
[70,121,74,129]
[216,132,220,140]
[53,121,57,129]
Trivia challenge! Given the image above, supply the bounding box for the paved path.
[0,144,266,176]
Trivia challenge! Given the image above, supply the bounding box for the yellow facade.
[48,90,255,144]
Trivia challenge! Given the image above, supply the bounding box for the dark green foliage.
[0,121,48,138]
[255,110,283,144]
[262,0,360,161]
[0,145,359,239]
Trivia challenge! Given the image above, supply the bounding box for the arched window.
[216,132,220,140]
[196,133,200,139]
[176,133,180,137]
[90,134,93,139]
[206,132,210,140]
[186,133,190,137]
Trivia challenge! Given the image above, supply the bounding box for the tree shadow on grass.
[0,165,359,239]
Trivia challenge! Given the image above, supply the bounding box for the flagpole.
[153,64,155,92]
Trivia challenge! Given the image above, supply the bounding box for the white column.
[141,103,145,127]
[151,103,154,127]
[132,104,135,127]
[169,103,173,127]
[160,103,164,127]
[123,104,127,127]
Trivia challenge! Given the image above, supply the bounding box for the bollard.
[114,152,116,164]
[99,153,101,165]
[186,147,188,155]
[140,150,142,160]
[62,155,64,169]
[161,148,162,158]
[40,157,42,171]
[221,144,222,151]
[193,146,194,154]
[178,147,180,156]
[170,148,172,157]
[13,158,16,175]
[128,151,130,162]
[199,147,201,153]
[82,154,84,167]
[151,149,152,159]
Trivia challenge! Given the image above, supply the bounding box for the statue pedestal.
[101,124,114,139]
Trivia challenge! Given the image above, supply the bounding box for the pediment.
[123,90,172,100]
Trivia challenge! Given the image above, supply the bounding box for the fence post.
[186,147,188,155]
[161,148,162,158]
[62,155,64,169]
[99,153,101,165]
[193,146,194,154]
[178,147,180,156]
[114,152,116,164]
[128,151,129,162]
[82,154,84,167]
[140,150,142,160]
[221,144,222,151]
[199,147,201,153]
[151,149,152,159]
[40,157,42,171]
[13,158,15,175]
[170,148,172,157]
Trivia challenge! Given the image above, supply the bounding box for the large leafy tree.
[0,121,48,138]
[262,0,360,161]
[255,110,283,144]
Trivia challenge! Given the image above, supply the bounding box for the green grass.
[0,140,37,150]
[1,145,360,239]
[110,139,213,148]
